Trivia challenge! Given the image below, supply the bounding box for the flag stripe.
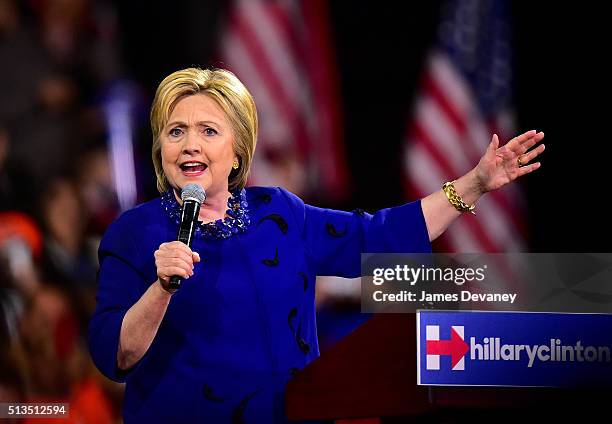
[232,10,309,155]
[414,98,525,250]
[429,52,526,233]
[404,0,526,254]
[218,0,346,197]
[223,31,290,148]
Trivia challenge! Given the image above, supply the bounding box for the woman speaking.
[88,68,544,423]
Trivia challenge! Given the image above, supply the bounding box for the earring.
[232,159,239,170]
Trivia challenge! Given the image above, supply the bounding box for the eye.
[204,127,218,136]
[169,127,183,137]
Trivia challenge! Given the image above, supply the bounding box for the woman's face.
[160,94,236,197]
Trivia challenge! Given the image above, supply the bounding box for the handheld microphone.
[168,183,206,291]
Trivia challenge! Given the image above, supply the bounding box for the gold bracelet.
[442,181,476,215]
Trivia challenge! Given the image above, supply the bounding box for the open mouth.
[179,161,208,175]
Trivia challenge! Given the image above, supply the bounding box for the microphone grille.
[181,184,206,204]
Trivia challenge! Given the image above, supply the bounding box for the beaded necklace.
[160,188,250,240]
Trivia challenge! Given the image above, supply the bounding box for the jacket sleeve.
[87,214,150,383]
[279,188,432,278]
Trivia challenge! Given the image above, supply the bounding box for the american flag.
[218,0,347,199]
[404,0,526,252]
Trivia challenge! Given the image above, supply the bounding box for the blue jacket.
[88,187,431,423]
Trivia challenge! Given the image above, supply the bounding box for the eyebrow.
[166,120,220,128]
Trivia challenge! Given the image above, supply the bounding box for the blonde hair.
[150,68,258,192]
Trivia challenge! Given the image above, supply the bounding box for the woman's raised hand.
[474,130,545,193]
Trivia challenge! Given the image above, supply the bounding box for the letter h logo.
[425,325,469,371]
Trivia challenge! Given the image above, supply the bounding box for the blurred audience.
[40,178,97,291]
[0,0,122,421]
[30,0,122,90]
[19,285,114,424]
[0,0,356,421]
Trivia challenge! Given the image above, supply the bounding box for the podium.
[285,313,612,422]
[285,314,430,421]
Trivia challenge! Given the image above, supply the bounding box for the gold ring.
[517,155,523,167]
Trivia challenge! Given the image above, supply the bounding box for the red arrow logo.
[426,327,469,368]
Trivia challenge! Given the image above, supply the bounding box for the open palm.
[475,130,545,193]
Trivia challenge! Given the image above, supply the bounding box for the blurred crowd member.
[0,0,75,196]
[28,0,122,93]
[0,211,43,296]
[19,284,114,424]
[0,255,27,406]
[0,210,43,406]
[39,177,99,320]
[40,143,122,321]
[40,178,93,285]
[0,0,53,124]
[74,144,119,236]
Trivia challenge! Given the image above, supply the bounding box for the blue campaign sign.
[417,311,612,387]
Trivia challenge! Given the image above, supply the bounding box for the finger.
[158,241,178,250]
[157,257,194,274]
[158,247,193,264]
[159,257,193,276]
[517,162,541,177]
[489,134,499,154]
[175,243,196,262]
[192,251,201,263]
[518,132,545,154]
[163,241,194,255]
[157,252,193,269]
[522,144,545,163]
[518,137,538,154]
[483,134,499,163]
[159,266,191,279]
[507,130,538,150]
[515,129,538,144]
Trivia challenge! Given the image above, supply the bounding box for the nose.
[182,130,201,155]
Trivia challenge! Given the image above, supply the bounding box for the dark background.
[115,1,611,252]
